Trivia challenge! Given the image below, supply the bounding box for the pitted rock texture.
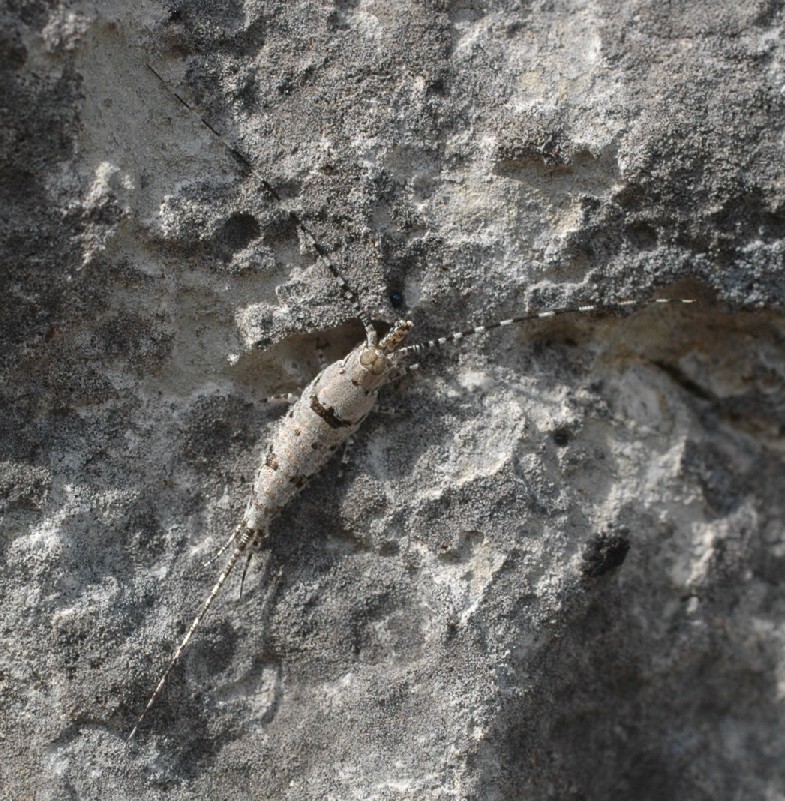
[2,2,784,800]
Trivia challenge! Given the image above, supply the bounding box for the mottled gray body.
[244,343,388,532]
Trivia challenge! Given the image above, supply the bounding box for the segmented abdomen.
[243,354,378,531]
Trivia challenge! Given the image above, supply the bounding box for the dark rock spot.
[581,532,631,578]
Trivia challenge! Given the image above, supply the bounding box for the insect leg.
[338,435,356,479]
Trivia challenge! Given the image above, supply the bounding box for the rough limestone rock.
[2,1,784,799]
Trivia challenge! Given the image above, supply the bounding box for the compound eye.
[370,355,387,375]
[360,347,388,375]
[359,348,376,367]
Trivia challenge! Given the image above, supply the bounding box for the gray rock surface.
[2,1,785,799]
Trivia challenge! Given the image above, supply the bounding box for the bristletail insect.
[127,65,698,740]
